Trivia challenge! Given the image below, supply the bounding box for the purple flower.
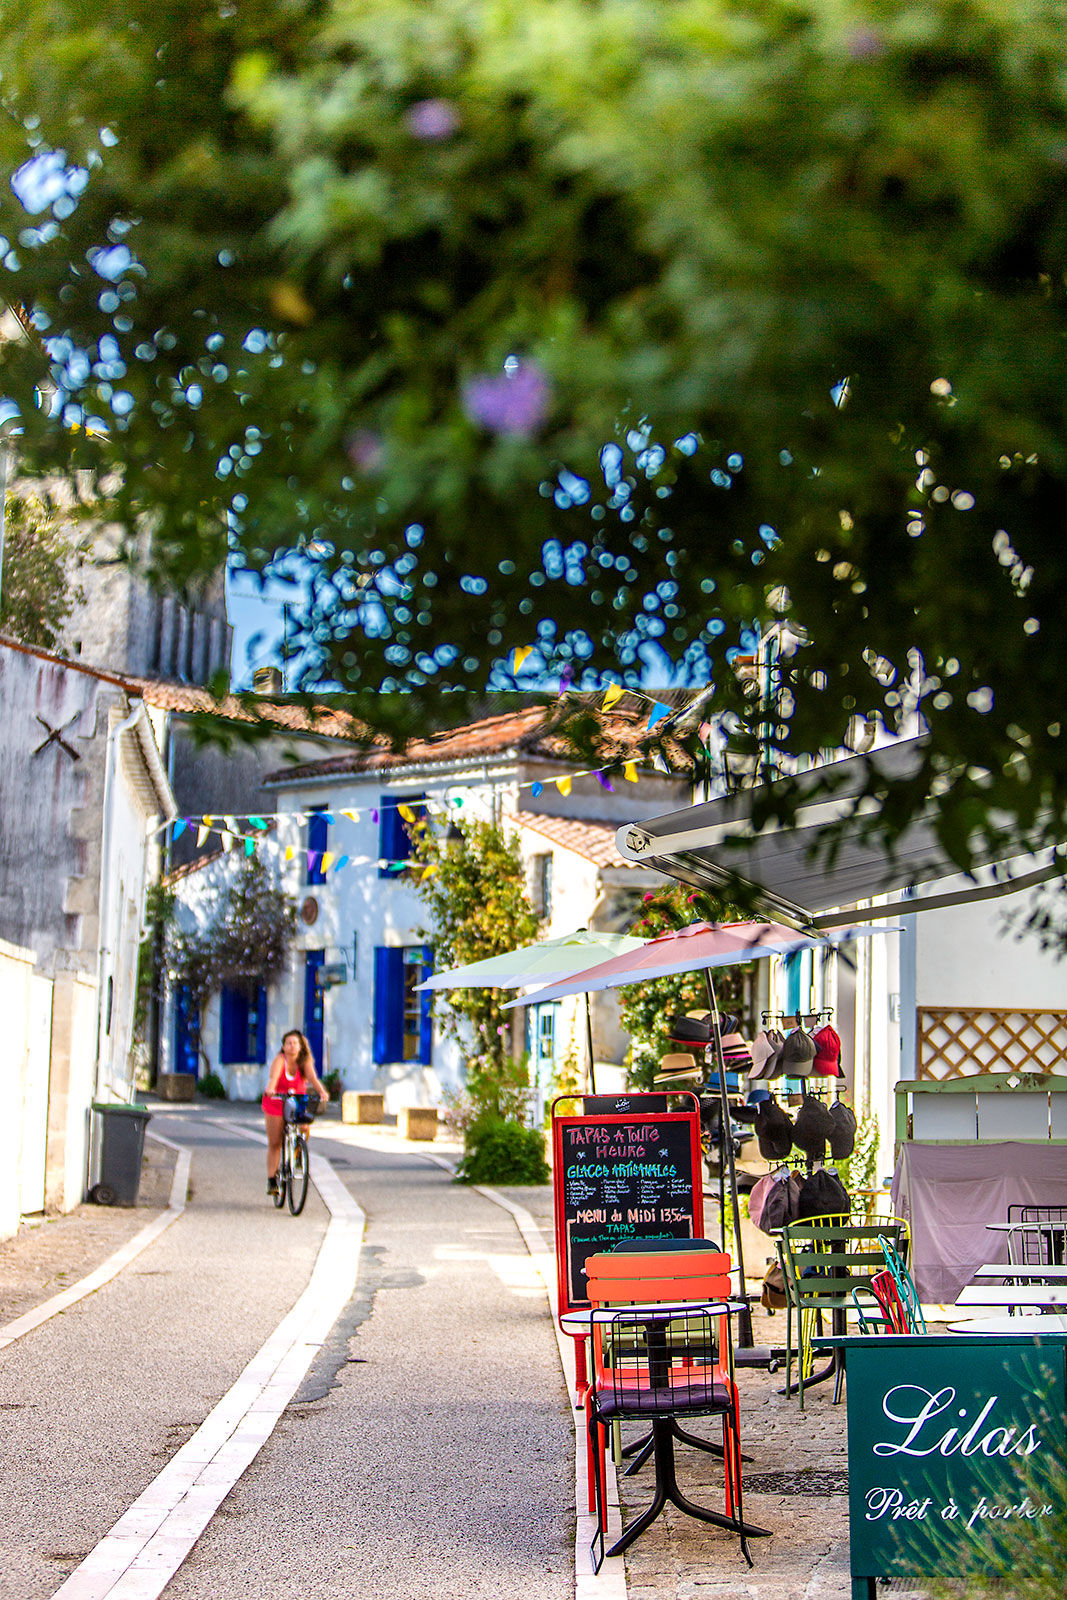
[405,99,460,141]
[345,429,383,472]
[847,28,884,59]
[462,361,551,437]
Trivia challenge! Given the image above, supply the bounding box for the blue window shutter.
[373,946,404,1063]
[255,985,268,1064]
[307,809,329,885]
[378,795,427,877]
[419,945,434,1065]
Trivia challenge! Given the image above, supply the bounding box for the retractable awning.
[614,738,1062,928]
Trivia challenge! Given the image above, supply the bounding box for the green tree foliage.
[2,3,1066,879]
[168,855,297,1066]
[413,813,540,1102]
[619,884,749,1088]
[0,489,83,650]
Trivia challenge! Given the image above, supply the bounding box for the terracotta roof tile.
[517,813,639,870]
[262,692,696,785]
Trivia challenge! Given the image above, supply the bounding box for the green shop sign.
[844,1334,1066,1596]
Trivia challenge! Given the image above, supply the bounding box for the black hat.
[667,1014,713,1047]
[792,1093,836,1161]
[829,1101,858,1160]
[755,1098,794,1161]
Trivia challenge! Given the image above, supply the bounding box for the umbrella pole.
[703,969,753,1348]
[584,992,597,1096]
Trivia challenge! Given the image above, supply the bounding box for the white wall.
[914,874,1067,1009]
[95,727,157,1102]
[0,939,36,1240]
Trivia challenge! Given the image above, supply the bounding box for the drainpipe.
[0,446,8,617]
[95,700,149,1102]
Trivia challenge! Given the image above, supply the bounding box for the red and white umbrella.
[503,920,890,1007]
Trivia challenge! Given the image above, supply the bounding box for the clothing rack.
[761,1008,835,1027]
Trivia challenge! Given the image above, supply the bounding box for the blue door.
[304,950,325,1072]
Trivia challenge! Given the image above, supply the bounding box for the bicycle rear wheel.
[287,1133,309,1215]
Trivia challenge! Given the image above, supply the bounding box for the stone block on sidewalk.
[156,1073,196,1102]
[399,1107,439,1141]
[342,1091,384,1125]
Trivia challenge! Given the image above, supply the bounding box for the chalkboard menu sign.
[552,1098,704,1313]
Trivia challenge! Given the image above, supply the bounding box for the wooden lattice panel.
[917,1008,1067,1081]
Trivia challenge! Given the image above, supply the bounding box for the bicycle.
[272,1092,319,1215]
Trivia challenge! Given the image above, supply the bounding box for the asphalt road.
[0,1109,572,1600]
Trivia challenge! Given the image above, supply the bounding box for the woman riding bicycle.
[262,1030,330,1196]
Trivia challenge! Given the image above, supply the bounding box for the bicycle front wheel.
[272,1157,287,1208]
[287,1133,309,1215]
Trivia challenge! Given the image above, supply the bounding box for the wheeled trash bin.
[90,1102,152,1205]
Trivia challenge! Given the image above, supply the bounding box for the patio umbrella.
[506,919,901,1340]
[415,929,648,1093]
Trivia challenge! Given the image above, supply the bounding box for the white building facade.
[161,707,685,1114]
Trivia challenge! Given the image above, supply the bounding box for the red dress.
[262,1059,308,1118]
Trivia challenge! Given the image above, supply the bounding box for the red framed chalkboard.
[552,1093,705,1318]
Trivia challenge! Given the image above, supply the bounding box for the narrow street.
[0,1107,573,1600]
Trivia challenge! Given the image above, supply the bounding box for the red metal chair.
[582,1249,768,1571]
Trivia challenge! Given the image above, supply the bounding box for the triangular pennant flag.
[602,683,625,710]
[334,854,350,872]
[555,775,572,796]
[197,825,211,848]
[370,809,379,823]
[512,644,534,673]
[322,813,335,825]
[420,861,438,879]
[531,782,544,798]
[397,804,416,824]
[202,814,214,826]
[284,846,296,862]
[558,664,574,695]
[172,819,188,840]
[244,836,256,857]
[624,762,639,783]
[221,831,235,852]
[249,816,267,830]
[320,852,335,873]
[307,851,319,873]
[647,702,672,730]
[652,750,669,773]
[224,815,237,835]
[596,770,615,792]
[341,810,359,821]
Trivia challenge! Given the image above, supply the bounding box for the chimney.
[252,666,284,695]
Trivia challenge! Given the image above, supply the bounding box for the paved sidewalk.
[0,1135,177,1325]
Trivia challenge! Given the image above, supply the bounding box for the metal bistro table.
[561,1300,772,1559]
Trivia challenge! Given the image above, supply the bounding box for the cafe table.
[954,1283,1067,1309]
[948,1312,1067,1334]
[971,1262,1067,1282]
[560,1299,772,1553]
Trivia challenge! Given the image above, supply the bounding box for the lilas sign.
[845,1336,1065,1596]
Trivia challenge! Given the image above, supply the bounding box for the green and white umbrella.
[416,929,646,992]
[416,929,648,1095]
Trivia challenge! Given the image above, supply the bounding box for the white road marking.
[51,1136,364,1600]
[419,1152,628,1599]
[0,1133,191,1353]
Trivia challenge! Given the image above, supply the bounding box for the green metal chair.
[778,1214,909,1407]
